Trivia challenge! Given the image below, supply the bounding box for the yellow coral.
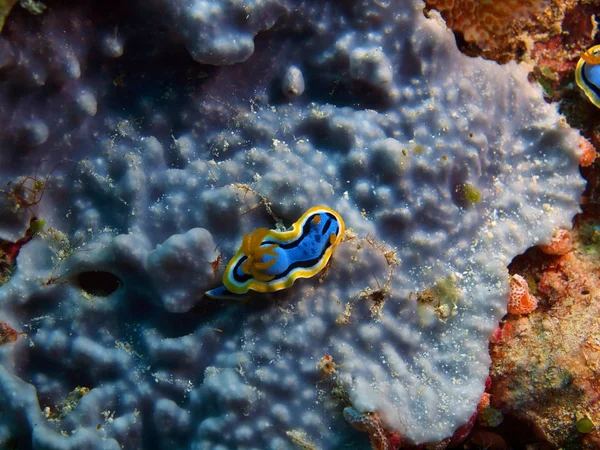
[239,228,279,282]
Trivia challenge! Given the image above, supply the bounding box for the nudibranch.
[205,206,345,300]
[575,45,600,108]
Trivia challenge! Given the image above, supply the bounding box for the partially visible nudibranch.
[205,206,345,300]
[576,44,600,108]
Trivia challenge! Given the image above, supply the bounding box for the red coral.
[0,322,20,345]
[448,412,477,446]
[343,407,402,450]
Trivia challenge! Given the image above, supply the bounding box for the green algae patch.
[578,220,600,258]
[534,66,557,98]
[286,430,318,450]
[0,0,17,33]
[576,416,595,434]
[459,183,482,207]
[46,386,91,421]
[415,275,460,323]
[479,407,504,428]
[20,0,47,15]
[0,249,12,287]
[29,218,46,235]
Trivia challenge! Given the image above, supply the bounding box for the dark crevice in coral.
[142,293,276,340]
[451,31,485,60]
[76,271,121,297]
[1,437,32,450]
[303,67,394,110]
[469,412,556,450]
[580,159,600,208]
[13,291,62,319]
[297,117,354,153]
[137,395,161,450]
[17,350,98,399]
[508,245,557,277]
[83,3,219,139]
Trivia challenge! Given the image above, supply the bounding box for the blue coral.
[0,0,584,449]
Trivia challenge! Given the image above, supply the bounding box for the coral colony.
[0,0,585,449]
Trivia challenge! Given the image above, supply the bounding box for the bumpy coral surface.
[0,0,584,449]
[149,0,287,65]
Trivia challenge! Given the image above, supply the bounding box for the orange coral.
[477,392,491,413]
[540,228,573,256]
[317,354,337,375]
[579,136,597,167]
[507,274,538,315]
[239,228,278,281]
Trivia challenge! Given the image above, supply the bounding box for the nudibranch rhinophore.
[205,206,345,300]
[576,45,600,108]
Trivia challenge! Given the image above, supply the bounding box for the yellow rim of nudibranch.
[222,206,345,294]
[575,44,600,108]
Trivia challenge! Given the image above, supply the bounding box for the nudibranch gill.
[205,206,345,300]
[576,44,600,108]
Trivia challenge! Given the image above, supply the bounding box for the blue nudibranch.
[576,45,600,108]
[205,206,345,300]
